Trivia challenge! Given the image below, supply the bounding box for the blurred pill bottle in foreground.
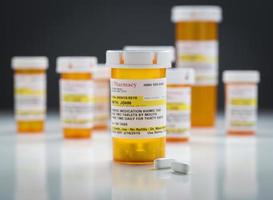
[171,6,222,127]
[106,50,171,164]
[56,57,97,139]
[167,68,195,142]
[12,57,48,133]
[223,70,260,136]
[93,64,111,131]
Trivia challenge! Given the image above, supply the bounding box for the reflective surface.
[0,112,273,200]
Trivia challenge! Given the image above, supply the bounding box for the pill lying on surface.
[171,161,189,174]
[154,158,175,169]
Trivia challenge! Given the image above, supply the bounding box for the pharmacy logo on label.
[111,78,167,138]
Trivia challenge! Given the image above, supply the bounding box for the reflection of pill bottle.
[124,46,175,65]
[106,50,171,164]
[167,68,195,142]
[223,70,260,136]
[56,57,97,139]
[171,6,222,127]
[12,57,48,133]
[94,64,110,131]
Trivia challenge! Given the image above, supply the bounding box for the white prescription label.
[60,80,94,128]
[226,85,258,132]
[176,40,218,86]
[111,78,166,138]
[15,74,46,121]
[94,80,110,127]
[167,87,191,138]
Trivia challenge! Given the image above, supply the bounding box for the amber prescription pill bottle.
[94,64,111,131]
[223,70,260,136]
[56,57,97,139]
[171,6,222,127]
[12,56,48,133]
[106,50,171,164]
[167,68,195,142]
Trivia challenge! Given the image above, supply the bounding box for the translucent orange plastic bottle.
[166,68,195,142]
[12,57,48,133]
[223,70,260,136]
[93,64,110,131]
[107,50,171,164]
[171,6,222,127]
[57,57,97,139]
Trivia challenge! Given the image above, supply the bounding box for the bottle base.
[228,130,255,136]
[63,128,92,139]
[167,137,189,142]
[17,121,44,133]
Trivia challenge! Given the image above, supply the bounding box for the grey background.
[0,0,272,110]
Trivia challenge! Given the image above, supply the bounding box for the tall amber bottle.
[171,6,222,127]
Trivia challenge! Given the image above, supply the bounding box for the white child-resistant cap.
[106,50,172,68]
[11,56,48,70]
[93,64,111,79]
[56,56,97,73]
[171,6,222,22]
[167,68,195,85]
[124,46,175,63]
[223,70,260,83]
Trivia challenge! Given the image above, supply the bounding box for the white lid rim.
[56,56,97,73]
[167,68,195,84]
[11,56,49,70]
[223,70,260,83]
[171,5,222,22]
[106,50,172,68]
[107,64,171,69]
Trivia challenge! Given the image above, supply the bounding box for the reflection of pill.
[171,162,189,174]
[154,158,175,169]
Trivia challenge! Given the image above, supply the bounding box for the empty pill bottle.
[94,64,111,131]
[171,6,222,127]
[223,70,260,136]
[12,57,48,133]
[167,68,195,142]
[106,50,171,164]
[56,57,97,139]
[124,46,175,65]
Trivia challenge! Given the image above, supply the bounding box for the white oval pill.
[154,158,175,169]
[171,161,189,174]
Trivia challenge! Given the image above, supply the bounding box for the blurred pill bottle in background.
[124,46,175,66]
[223,70,260,136]
[171,6,222,127]
[166,68,195,142]
[107,50,171,164]
[56,57,97,139]
[12,57,48,133]
[93,64,111,131]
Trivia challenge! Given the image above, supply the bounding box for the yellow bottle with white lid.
[167,68,195,142]
[94,64,111,131]
[12,56,48,133]
[171,6,222,127]
[106,50,171,164]
[56,57,97,139]
[223,70,260,136]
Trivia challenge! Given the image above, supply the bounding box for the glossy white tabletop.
[0,112,273,200]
